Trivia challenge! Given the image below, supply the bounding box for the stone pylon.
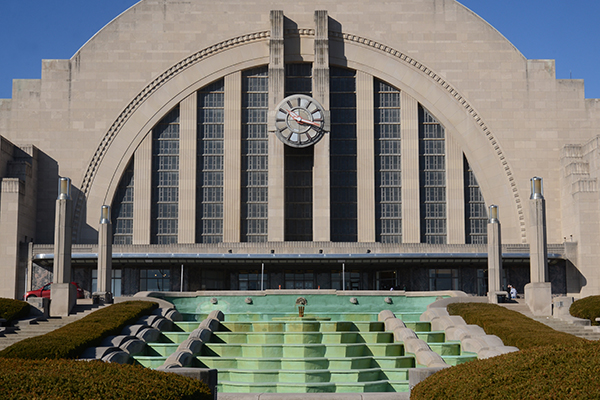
[525,177,552,316]
[487,205,504,303]
[95,205,113,304]
[51,177,75,316]
[529,177,548,282]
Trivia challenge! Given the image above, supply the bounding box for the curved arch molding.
[74,29,526,243]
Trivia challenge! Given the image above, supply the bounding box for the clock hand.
[287,109,321,127]
[287,109,303,123]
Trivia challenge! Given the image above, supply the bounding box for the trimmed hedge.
[410,341,600,399]
[411,302,596,399]
[0,358,212,400]
[570,295,600,326]
[446,302,587,349]
[0,301,158,359]
[0,298,30,323]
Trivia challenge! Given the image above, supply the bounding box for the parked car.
[24,282,85,300]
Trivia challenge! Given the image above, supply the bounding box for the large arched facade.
[82,35,522,245]
[1,0,599,299]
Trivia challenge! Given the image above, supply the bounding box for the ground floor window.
[202,269,227,290]
[377,270,396,290]
[91,269,122,296]
[477,268,487,296]
[285,270,314,289]
[140,269,171,291]
[239,270,268,290]
[331,270,361,290]
[429,268,458,290]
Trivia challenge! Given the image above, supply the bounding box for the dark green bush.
[447,302,587,349]
[0,358,212,400]
[0,298,30,323]
[0,301,157,359]
[570,295,600,326]
[411,341,600,400]
[411,303,595,399]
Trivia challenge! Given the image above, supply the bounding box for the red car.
[25,282,85,300]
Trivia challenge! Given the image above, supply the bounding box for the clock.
[274,94,327,148]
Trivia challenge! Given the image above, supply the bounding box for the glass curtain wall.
[284,64,313,241]
[464,156,487,244]
[375,80,402,243]
[196,80,225,243]
[330,67,357,242]
[419,106,447,244]
[151,107,180,244]
[242,68,269,242]
[111,160,134,244]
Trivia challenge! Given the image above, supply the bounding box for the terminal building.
[0,0,599,300]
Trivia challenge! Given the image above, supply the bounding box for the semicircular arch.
[77,30,526,243]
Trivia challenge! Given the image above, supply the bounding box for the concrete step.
[498,300,533,318]
[499,301,600,341]
[0,300,108,352]
[532,316,600,340]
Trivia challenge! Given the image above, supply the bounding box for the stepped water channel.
[133,292,476,394]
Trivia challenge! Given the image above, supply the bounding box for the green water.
[133,293,476,393]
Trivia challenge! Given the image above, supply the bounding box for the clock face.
[274,94,327,148]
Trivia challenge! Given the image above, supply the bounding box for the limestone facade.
[0,0,599,298]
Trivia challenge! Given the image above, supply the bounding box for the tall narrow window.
[284,64,313,241]
[464,156,487,244]
[151,107,179,244]
[285,146,313,241]
[419,106,446,244]
[111,160,134,244]
[375,80,402,243]
[242,68,269,242]
[197,80,225,243]
[330,67,357,242]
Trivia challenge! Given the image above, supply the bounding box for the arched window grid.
[111,160,134,244]
[375,79,402,243]
[242,67,269,242]
[284,63,314,241]
[151,106,180,244]
[196,80,225,243]
[419,106,447,244]
[330,66,358,242]
[108,66,492,248]
[464,156,488,244]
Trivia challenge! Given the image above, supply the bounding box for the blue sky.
[0,0,598,99]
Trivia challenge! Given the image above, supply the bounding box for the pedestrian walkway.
[499,299,600,341]
[0,300,107,352]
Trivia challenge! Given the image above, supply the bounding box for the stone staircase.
[133,310,476,394]
[499,299,600,341]
[0,300,107,352]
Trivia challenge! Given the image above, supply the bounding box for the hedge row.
[570,295,600,326]
[446,302,587,349]
[0,358,212,400]
[411,302,597,399]
[0,298,30,323]
[0,301,158,359]
[410,341,599,400]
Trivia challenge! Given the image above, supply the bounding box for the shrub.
[0,298,30,323]
[570,295,600,326]
[411,341,600,400]
[0,301,157,359]
[447,302,586,349]
[412,302,595,399]
[0,358,212,400]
